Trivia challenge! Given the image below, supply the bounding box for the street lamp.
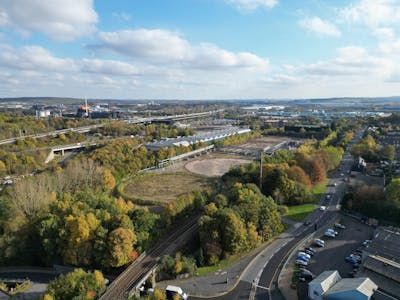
[259,147,270,191]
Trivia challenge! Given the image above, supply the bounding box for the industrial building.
[358,227,400,298]
[143,127,251,151]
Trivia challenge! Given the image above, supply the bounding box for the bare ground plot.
[185,158,251,177]
[219,136,301,157]
[122,172,210,203]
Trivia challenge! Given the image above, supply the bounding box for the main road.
[189,128,365,300]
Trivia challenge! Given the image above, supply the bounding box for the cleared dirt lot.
[184,157,250,177]
[122,171,211,203]
[219,136,300,158]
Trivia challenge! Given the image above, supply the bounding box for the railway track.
[100,216,199,300]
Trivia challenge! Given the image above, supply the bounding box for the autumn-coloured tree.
[42,269,105,300]
[107,227,137,267]
[286,165,311,189]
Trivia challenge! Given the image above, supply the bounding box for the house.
[308,270,341,300]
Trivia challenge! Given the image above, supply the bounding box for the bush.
[278,205,289,215]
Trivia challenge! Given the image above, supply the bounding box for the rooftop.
[366,228,400,263]
[324,277,377,297]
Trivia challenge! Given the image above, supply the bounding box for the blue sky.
[0,0,400,100]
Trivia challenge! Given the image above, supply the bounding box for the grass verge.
[197,253,243,276]
[311,179,328,203]
[284,204,317,222]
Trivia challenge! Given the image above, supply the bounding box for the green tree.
[42,269,105,300]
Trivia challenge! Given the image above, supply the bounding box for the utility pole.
[259,151,263,191]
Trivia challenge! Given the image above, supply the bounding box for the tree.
[286,166,311,189]
[385,178,400,205]
[379,145,395,161]
[107,227,137,267]
[43,269,105,300]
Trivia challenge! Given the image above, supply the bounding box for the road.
[189,127,365,300]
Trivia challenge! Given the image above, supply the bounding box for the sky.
[1,0,400,100]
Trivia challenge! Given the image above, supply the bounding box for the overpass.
[44,142,98,163]
[0,124,104,146]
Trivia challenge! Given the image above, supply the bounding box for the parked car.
[302,249,315,256]
[362,239,371,247]
[327,228,338,235]
[334,223,346,229]
[299,269,314,277]
[319,206,327,211]
[303,220,311,226]
[296,259,308,267]
[314,239,325,247]
[324,231,336,238]
[345,254,361,264]
[297,255,309,262]
[305,247,316,254]
[298,252,311,259]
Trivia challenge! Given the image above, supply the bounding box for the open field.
[122,171,210,203]
[185,157,251,177]
[283,204,317,222]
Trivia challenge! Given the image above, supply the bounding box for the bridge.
[44,142,98,163]
[0,124,104,146]
[100,217,199,300]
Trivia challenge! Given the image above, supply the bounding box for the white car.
[327,228,338,235]
[319,206,327,211]
[324,231,336,238]
[298,252,311,259]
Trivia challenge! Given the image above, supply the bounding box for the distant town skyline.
[1,0,400,100]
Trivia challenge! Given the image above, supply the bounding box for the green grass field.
[122,171,210,203]
[311,179,328,202]
[283,203,317,222]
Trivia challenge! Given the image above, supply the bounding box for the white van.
[166,285,188,300]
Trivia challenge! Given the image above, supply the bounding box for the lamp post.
[259,147,270,191]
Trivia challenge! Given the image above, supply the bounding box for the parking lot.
[306,215,373,277]
[297,215,374,299]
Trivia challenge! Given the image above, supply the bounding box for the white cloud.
[80,59,139,76]
[0,43,142,77]
[296,46,392,78]
[299,17,341,37]
[373,27,396,40]
[112,12,131,21]
[340,0,400,28]
[93,29,269,72]
[0,45,76,71]
[225,0,278,12]
[0,0,98,41]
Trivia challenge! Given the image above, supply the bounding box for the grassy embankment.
[283,179,328,222]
